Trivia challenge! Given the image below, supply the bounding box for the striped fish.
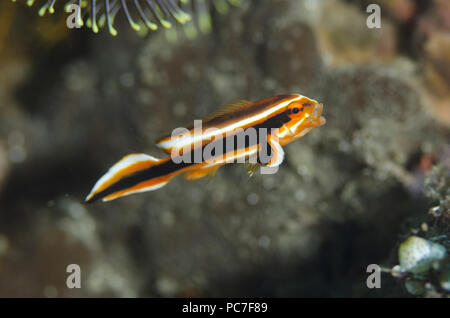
[85,94,326,203]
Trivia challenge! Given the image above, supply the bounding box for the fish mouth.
[312,103,326,126]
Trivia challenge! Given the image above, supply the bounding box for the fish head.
[279,96,326,144]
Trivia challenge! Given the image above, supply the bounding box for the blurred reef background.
[0,0,449,297]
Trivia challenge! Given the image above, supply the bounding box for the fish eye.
[292,107,299,114]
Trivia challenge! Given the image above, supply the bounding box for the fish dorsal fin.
[156,99,252,151]
[203,100,251,122]
[220,100,251,110]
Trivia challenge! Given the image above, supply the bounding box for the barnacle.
[12,0,243,36]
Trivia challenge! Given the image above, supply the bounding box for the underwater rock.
[377,0,417,23]
[386,161,450,297]
[422,32,450,127]
[404,278,426,296]
[315,0,396,66]
[1,0,449,298]
[440,269,450,291]
[320,64,441,189]
[416,0,450,37]
[262,2,322,91]
[413,0,450,127]
[398,236,446,274]
[425,164,450,214]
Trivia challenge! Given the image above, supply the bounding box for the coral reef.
[384,163,450,297]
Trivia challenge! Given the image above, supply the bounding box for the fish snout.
[313,103,322,119]
[312,103,326,126]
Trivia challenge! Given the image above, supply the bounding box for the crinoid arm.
[13,0,243,36]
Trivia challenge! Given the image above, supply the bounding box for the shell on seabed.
[398,236,446,274]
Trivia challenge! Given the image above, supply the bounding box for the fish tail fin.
[85,153,172,203]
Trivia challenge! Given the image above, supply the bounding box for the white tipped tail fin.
[85,153,169,203]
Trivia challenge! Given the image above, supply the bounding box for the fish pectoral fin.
[184,166,218,181]
[206,168,218,183]
[266,136,285,168]
[245,163,260,177]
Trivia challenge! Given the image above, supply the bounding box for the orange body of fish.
[86,94,326,203]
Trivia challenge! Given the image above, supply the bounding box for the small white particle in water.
[263,78,277,90]
[43,285,58,298]
[161,211,175,226]
[67,201,85,219]
[231,216,241,227]
[296,165,310,177]
[120,72,135,88]
[258,236,271,248]
[173,102,187,117]
[156,276,179,296]
[7,131,25,146]
[338,140,351,153]
[295,190,306,201]
[247,193,259,205]
[263,177,275,190]
[8,145,26,163]
[305,0,319,11]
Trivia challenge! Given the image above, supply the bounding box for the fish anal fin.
[102,177,169,202]
[184,166,218,181]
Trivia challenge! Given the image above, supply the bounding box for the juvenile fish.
[86,94,326,203]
